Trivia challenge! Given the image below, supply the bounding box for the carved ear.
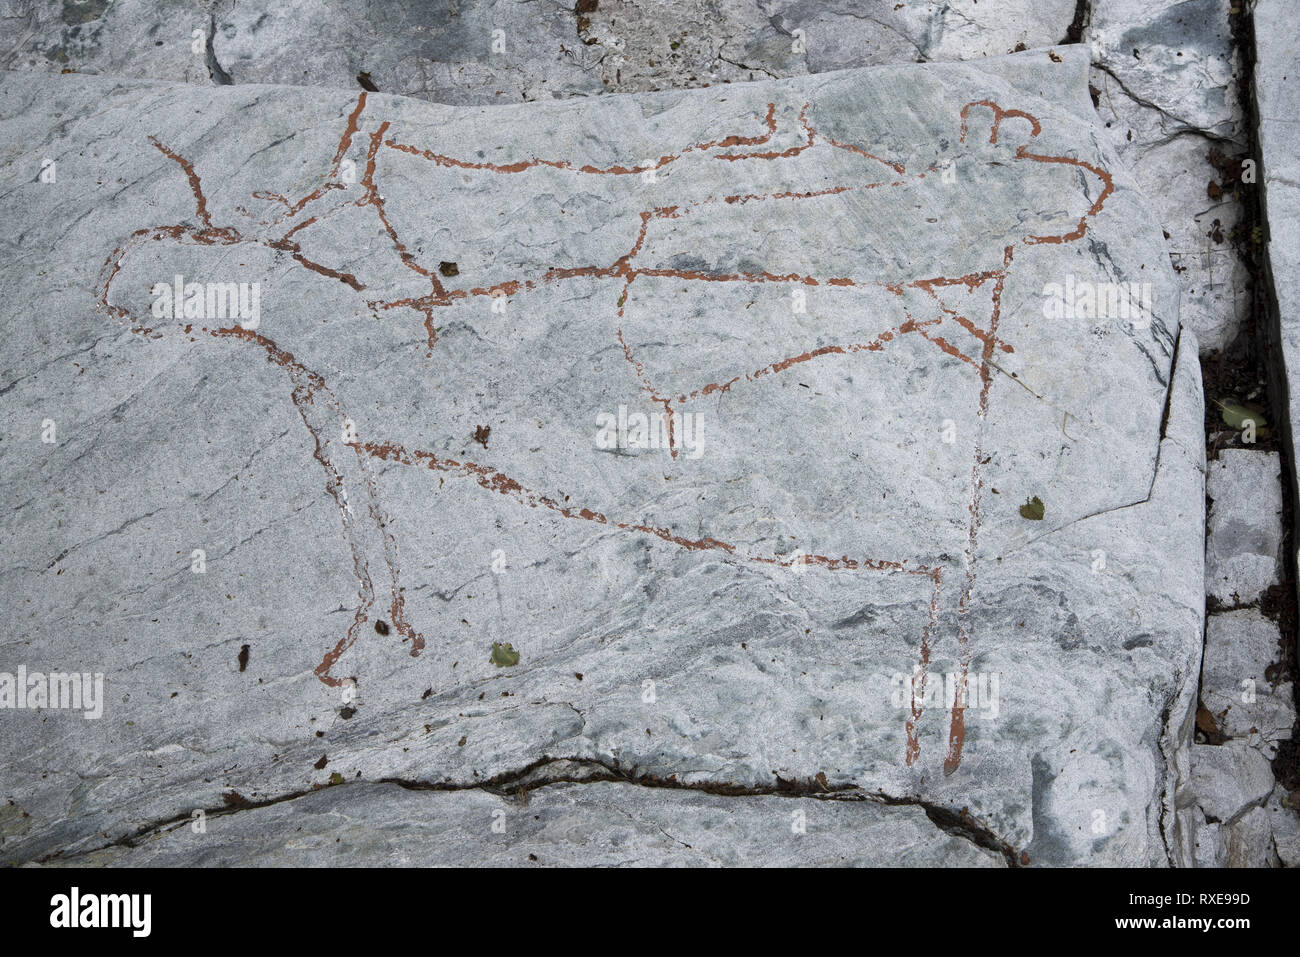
[958,100,1041,151]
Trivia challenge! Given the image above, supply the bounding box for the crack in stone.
[32,756,1022,867]
[996,324,1186,560]
[205,7,233,86]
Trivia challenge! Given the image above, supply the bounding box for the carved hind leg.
[287,375,424,686]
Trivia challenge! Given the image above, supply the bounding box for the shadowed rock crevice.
[34,757,1022,867]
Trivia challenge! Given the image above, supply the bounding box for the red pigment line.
[750,552,935,576]
[824,134,907,174]
[271,92,370,225]
[943,268,1006,776]
[634,267,831,286]
[106,95,1112,701]
[716,103,814,161]
[959,100,1042,145]
[923,288,1015,356]
[201,328,411,684]
[615,325,679,457]
[280,215,317,240]
[428,169,1004,328]
[725,184,855,205]
[721,178,913,206]
[291,384,375,688]
[912,322,981,369]
[280,244,365,290]
[956,100,1114,246]
[243,95,368,227]
[333,92,368,170]
[1017,149,1115,244]
[617,326,659,393]
[148,137,213,227]
[99,215,407,686]
[660,397,678,460]
[357,451,425,658]
[353,120,449,352]
[672,315,952,404]
[250,191,292,211]
[615,277,634,318]
[911,269,1004,296]
[905,567,944,765]
[212,326,381,685]
[360,439,929,576]
[261,183,344,225]
[362,439,739,552]
[383,102,781,176]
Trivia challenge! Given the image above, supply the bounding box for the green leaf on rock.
[1019,496,1045,521]
[328,772,345,785]
[490,642,520,668]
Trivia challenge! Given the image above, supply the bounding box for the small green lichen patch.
[489,642,520,667]
[1019,496,1045,521]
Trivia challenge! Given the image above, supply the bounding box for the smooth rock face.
[1091,0,1241,139]
[1255,0,1300,553]
[0,47,1204,866]
[1201,609,1293,755]
[1205,450,1283,606]
[1190,742,1275,824]
[1090,0,1249,355]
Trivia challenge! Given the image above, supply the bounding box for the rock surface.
[1192,815,1222,867]
[44,779,1006,867]
[1266,786,1300,867]
[1189,741,1275,824]
[0,45,1205,867]
[1090,0,1250,355]
[0,0,1082,102]
[0,3,1255,355]
[1200,608,1293,755]
[1256,0,1300,575]
[1205,449,1283,606]
[1221,804,1277,867]
[0,0,1256,364]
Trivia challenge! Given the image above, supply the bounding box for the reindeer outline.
[99,91,1113,774]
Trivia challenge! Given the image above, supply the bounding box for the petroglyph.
[99,86,1114,777]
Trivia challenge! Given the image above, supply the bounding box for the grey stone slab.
[38,779,1006,867]
[1091,0,1242,140]
[0,47,1204,866]
[1205,450,1283,606]
[0,0,1080,104]
[1201,608,1293,754]
[1192,810,1223,867]
[1091,0,1248,355]
[1191,741,1275,824]
[1222,804,1277,867]
[1255,0,1300,591]
[1266,785,1300,868]
[2,2,1250,356]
